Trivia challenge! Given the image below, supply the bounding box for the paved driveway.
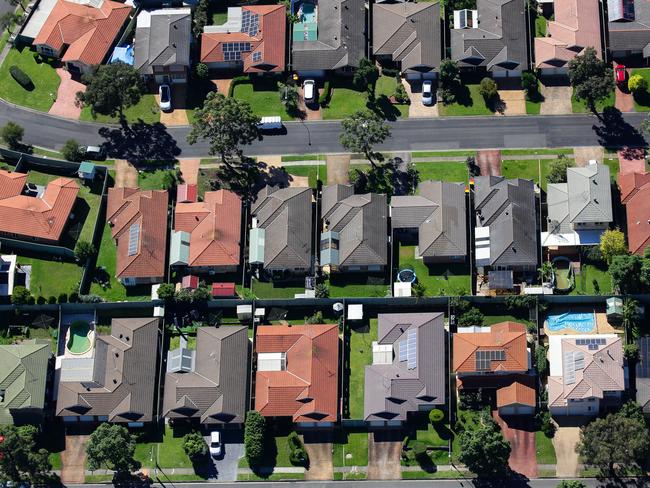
[179,158,200,185]
[498,89,526,116]
[493,411,537,478]
[302,432,333,480]
[615,64,634,113]
[574,146,604,167]
[403,80,438,118]
[60,434,88,484]
[114,159,138,188]
[202,430,244,481]
[476,149,502,176]
[367,430,401,480]
[552,416,588,478]
[540,84,573,115]
[49,69,85,120]
[326,154,351,184]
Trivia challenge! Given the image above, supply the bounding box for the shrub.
[457,307,484,327]
[27,296,35,305]
[183,431,208,461]
[228,75,249,97]
[314,283,329,298]
[244,411,266,467]
[287,432,309,466]
[11,286,31,305]
[624,343,640,360]
[381,67,399,78]
[521,72,539,100]
[629,74,648,94]
[479,77,498,100]
[411,440,428,461]
[393,83,409,104]
[47,296,57,304]
[68,291,79,303]
[195,63,209,79]
[9,66,32,89]
[36,296,46,305]
[319,80,332,106]
[535,344,549,376]
[537,411,556,438]
[428,408,444,424]
[58,293,68,304]
[1,122,24,149]
[61,139,82,162]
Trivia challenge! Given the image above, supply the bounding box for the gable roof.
[618,171,650,255]
[201,5,286,73]
[107,187,168,280]
[174,190,241,268]
[496,378,536,407]
[33,0,131,66]
[255,324,339,422]
[0,169,79,242]
[566,164,613,223]
[453,322,528,373]
[534,0,601,68]
[0,342,50,425]
[450,0,529,71]
[162,327,248,424]
[57,318,160,422]
[364,313,445,421]
[607,0,650,54]
[391,180,467,259]
[134,8,192,74]
[372,2,441,73]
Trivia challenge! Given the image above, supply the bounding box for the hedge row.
[10,66,32,89]
[228,75,250,97]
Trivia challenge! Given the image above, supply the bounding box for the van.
[80,145,105,160]
[303,79,316,104]
[258,116,283,131]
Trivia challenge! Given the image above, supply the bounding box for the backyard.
[397,244,471,296]
[571,263,611,295]
[328,274,388,298]
[250,279,304,299]
[17,254,82,298]
[347,319,378,419]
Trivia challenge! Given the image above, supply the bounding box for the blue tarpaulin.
[109,45,134,65]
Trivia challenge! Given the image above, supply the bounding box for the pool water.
[547,312,595,333]
[67,321,91,354]
[301,3,317,23]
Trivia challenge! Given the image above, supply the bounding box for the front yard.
[501,159,550,190]
[232,77,294,121]
[535,431,557,465]
[134,425,194,469]
[397,244,471,296]
[284,164,327,187]
[416,162,469,183]
[375,75,409,119]
[79,94,160,125]
[322,78,368,120]
[571,88,615,113]
[631,68,650,111]
[347,319,378,419]
[333,432,368,469]
[438,85,494,116]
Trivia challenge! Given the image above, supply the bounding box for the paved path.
[49,69,84,120]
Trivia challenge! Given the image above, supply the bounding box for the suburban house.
[534,0,602,76]
[473,177,538,288]
[390,180,467,263]
[450,0,530,77]
[0,342,50,425]
[170,190,242,273]
[56,317,160,425]
[291,0,366,77]
[617,171,650,255]
[249,186,313,277]
[364,313,445,424]
[542,163,612,250]
[162,326,249,425]
[372,1,441,79]
[107,188,169,286]
[134,8,192,85]
[201,5,286,73]
[255,324,339,426]
[32,0,131,75]
[0,169,79,245]
[320,184,388,273]
[635,336,650,416]
[547,334,625,416]
[607,0,650,60]
[453,322,534,416]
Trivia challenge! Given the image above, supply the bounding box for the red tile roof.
[496,380,536,408]
[211,282,236,297]
[174,190,241,268]
[0,169,79,242]
[177,184,197,203]
[181,275,199,289]
[107,187,168,280]
[255,324,339,422]
[200,5,286,73]
[618,171,650,255]
[33,0,131,66]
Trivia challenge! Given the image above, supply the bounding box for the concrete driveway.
[202,430,244,481]
[403,80,438,118]
[367,430,402,480]
[552,417,587,478]
[540,84,573,115]
[302,432,333,480]
[60,434,88,484]
[326,154,351,184]
[476,149,502,176]
[114,159,138,188]
[498,89,526,116]
[574,146,604,166]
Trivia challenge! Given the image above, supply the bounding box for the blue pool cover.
[109,45,134,65]
[547,312,595,333]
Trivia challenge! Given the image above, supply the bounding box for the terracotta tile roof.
[200,5,286,73]
[33,0,131,66]
[174,190,241,268]
[107,187,168,280]
[496,379,536,407]
[453,322,528,374]
[0,169,79,242]
[255,324,339,422]
[177,184,197,203]
[618,171,650,255]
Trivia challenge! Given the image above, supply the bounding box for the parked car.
[159,84,172,112]
[209,431,222,457]
[80,145,105,160]
[422,80,434,106]
[615,65,627,86]
[258,116,283,131]
[303,79,316,104]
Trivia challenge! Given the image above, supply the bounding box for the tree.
[86,423,139,474]
[439,59,460,104]
[624,343,640,361]
[187,93,260,167]
[557,481,586,488]
[577,410,649,476]
[0,425,51,484]
[353,58,379,100]
[609,254,643,294]
[76,63,144,120]
[61,139,82,162]
[156,282,175,301]
[535,344,549,377]
[618,400,645,423]
[339,110,390,168]
[74,240,96,263]
[182,432,208,461]
[622,298,640,339]
[538,261,554,284]
[628,74,648,94]
[192,0,209,36]
[393,83,409,104]
[547,155,575,184]
[314,283,329,298]
[600,229,627,264]
[10,285,31,305]
[191,286,211,303]
[195,63,209,79]
[457,307,484,328]
[305,310,324,324]
[0,12,20,34]
[279,82,300,115]
[458,415,511,477]
[1,121,24,149]
[521,71,539,101]
[244,411,266,467]
[568,47,614,113]
[479,77,498,101]
[412,281,426,298]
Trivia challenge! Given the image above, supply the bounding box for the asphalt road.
[1,99,648,159]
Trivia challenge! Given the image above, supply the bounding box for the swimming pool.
[66,320,93,355]
[300,2,317,23]
[547,312,595,333]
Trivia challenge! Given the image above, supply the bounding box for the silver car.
[421,80,434,106]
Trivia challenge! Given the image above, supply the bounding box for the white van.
[258,116,283,131]
[303,79,316,104]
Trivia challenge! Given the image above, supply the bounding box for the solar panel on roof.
[564,351,576,385]
[574,351,585,370]
[407,329,417,370]
[399,340,407,361]
[128,223,140,256]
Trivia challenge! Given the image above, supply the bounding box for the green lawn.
[535,431,557,465]
[169,334,197,350]
[238,473,305,481]
[322,79,368,120]
[483,314,536,331]
[535,16,547,37]
[451,407,482,463]
[237,434,295,468]
[328,275,389,298]
[197,167,218,198]
[501,148,574,156]
[138,169,175,190]
[281,154,323,162]
[375,75,409,118]
[439,85,494,116]
[571,263,611,295]
[232,78,294,121]
[412,150,476,158]
[416,162,469,183]
[17,255,82,298]
[285,164,327,187]
[403,418,452,466]
[80,94,160,125]
[526,98,542,115]
[397,244,471,296]
[251,279,304,299]
[333,432,368,468]
[571,88,615,113]
[501,159,550,190]
[134,425,193,469]
[348,319,378,419]
[631,68,650,111]
[603,157,620,181]
[0,47,60,112]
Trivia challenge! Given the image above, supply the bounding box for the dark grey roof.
[134,8,192,75]
[608,0,650,53]
[474,176,537,268]
[566,165,613,224]
[56,318,160,423]
[391,180,467,258]
[372,2,441,73]
[251,185,313,270]
[292,0,366,71]
[162,327,248,424]
[637,337,650,413]
[364,312,445,421]
[322,184,388,267]
[450,0,529,71]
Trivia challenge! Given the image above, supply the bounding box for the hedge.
[319,80,332,107]
[228,75,250,97]
[381,67,400,78]
[10,66,33,89]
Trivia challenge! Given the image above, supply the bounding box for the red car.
[615,65,627,85]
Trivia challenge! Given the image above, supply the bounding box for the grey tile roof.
[364,312,445,421]
[474,176,537,268]
[162,327,248,424]
[322,184,388,267]
[450,0,529,71]
[566,165,613,224]
[608,0,650,53]
[251,185,313,270]
[134,8,192,75]
[56,318,160,423]
[391,180,467,258]
[373,2,441,73]
[636,337,650,414]
[292,0,366,71]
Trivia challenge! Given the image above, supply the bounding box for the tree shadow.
[368,95,401,121]
[486,95,505,114]
[593,106,647,149]
[98,120,181,164]
[633,90,650,108]
[454,84,473,107]
[207,158,293,203]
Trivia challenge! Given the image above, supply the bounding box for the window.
[252,51,262,62]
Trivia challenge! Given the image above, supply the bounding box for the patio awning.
[488,270,514,290]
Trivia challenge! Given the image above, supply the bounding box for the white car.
[421,80,434,106]
[303,79,316,104]
[209,431,222,457]
[158,84,172,112]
